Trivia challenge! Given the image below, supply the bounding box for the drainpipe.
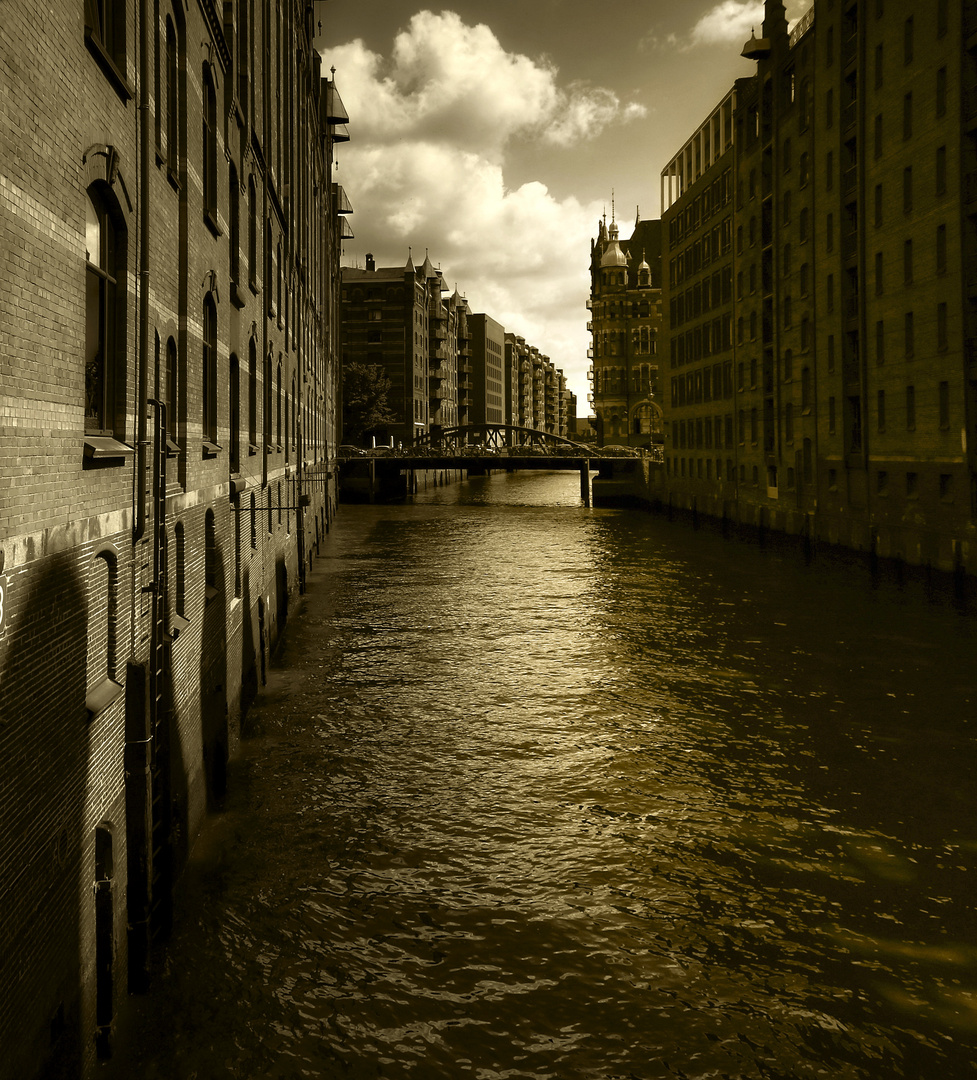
[134,0,151,545]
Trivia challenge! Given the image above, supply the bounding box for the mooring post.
[580,459,591,507]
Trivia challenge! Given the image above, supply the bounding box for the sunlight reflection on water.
[111,471,977,1080]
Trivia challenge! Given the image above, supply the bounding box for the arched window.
[202,63,218,224]
[165,335,180,452]
[276,359,282,448]
[248,336,258,448]
[202,293,217,445]
[86,547,122,716]
[85,186,125,437]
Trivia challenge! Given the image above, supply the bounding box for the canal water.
[109,471,977,1079]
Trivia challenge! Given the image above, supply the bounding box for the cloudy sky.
[318,0,810,405]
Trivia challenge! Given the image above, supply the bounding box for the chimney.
[366,253,375,272]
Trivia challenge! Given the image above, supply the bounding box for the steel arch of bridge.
[409,424,591,454]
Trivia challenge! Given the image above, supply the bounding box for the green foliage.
[342,361,397,443]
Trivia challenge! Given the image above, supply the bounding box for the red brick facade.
[0,1,348,1075]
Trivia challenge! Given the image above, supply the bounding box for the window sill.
[204,209,222,238]
[166,438,181,458]
[84,30,133,102]
[205,585,219,604]
[87,676,124,719]
[167,613,191,641]
[84,436,135,463]
[231,280,247,309]
[230,476,248,499]
[167,166,181,194]
[248,443,260,456]
[202,441,222,458]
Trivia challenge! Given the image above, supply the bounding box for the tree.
[342,361,397,444]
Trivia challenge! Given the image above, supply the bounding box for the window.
[876,320,885,364]
[874,184,882,227]
[938,303,948,352]
[248,176,258,290]
[84,0,129,97]
[875,43,883,89]
[906,385,915,430]
[906,471,918,498]
[937,67,947,118]
[903,92,913,139]
[826,272,833,311]
[165,336,180,452]
[785,402,794,442]
[937,224,947,275]
[905,312,914,359]
[165,16,178,174]
[86,548,121,715]
[205,510,218,602]
[904,239,913,285]
[801,367,812,412]
[202,64,218,228]
[936,146,947,196]
[85,186,126,438]
[229,354,240,473]
[875,251,884,295]
[276,359,282,449]
[248,337,257,450]
[828,396,835,435]
[229,163,241,295]
[903,167,913,213]
[874,113,883,159]
[904,16,913,65]
[826,88,834,127]
[939,381,950,428]
[202,293,218,447]
[826,151,833,191]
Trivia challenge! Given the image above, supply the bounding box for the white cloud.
[321,11,642,399]
[689,1,764,47]
[644,1,812,53]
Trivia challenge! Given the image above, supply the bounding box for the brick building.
[343,259,572,444]
[656,0,977,576]
[587,212,665,449]
[468,313,507,427]
[0,2,347,1075]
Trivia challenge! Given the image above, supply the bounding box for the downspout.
[134,0,151,544]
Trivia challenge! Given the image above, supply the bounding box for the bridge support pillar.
[580,460,592,507]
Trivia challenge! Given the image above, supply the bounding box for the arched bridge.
[408,424,592,455]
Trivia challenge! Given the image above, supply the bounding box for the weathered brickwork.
[0,1,348,1076]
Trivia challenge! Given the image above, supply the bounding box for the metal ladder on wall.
[147,400,173,941]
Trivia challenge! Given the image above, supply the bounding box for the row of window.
[667,452,957,505]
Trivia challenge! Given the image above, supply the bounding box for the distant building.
[469,313,507,426]
[587,212,665,448]
[341,252,447,443]
[655,0,977,575]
